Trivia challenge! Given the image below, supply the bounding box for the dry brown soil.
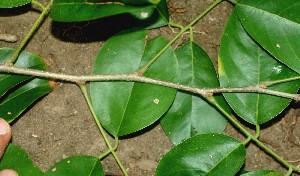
[1,0,300,175]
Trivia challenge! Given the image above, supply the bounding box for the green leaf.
[241,170,284,176]
[90,29,177,136]
[46,156,104,176]
[121,0,160,5]
[154,134,246,176]
[50,0,169,28]
[236,0,300,74]
[218,10,300,125]
[0,0,31,8]
[0,48,47,98]
[161,42,228,145]
[0,78,52,123]
[0,144,44,176]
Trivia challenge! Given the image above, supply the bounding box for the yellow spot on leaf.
[141,12,149,18]
[218,57,225,76]
[153,98,160,104]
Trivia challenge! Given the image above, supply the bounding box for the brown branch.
[0,65,299,101]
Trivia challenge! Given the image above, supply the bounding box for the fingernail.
[0,118,10,135]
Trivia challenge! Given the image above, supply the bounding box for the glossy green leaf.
[0,144,44,176]
[46,156,104,176]
[161,42,228,145]
[154,134,246,176]
[90,29,177,137]
[121,0,160,5]
[0,48,47,98]
[236,0,300,74]
[0,0,31,8]
[241,170,284,176]
[0,78,52,123]
[50,0,169,28]
[218,10,300,125]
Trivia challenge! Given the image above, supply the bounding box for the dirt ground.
[1,0,300,175]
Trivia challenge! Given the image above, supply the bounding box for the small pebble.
[0,34,18,43]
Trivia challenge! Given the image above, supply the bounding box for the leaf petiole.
[31,0,45,10]
[6,0,53,66]
[137,0,223,74]
[79,84,128,176]
[98,137,119,160]
[208,96,300,173]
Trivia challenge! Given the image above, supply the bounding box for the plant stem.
[5,0,53,66]
[252,137,298,173]
[1,65,300,101]
[255,124,260,139]
[189,27,194,42]
[263,76,300,87]
[79,84,128,176]
[137,0,223,74]
[168,22,184,30]
[98,137,119,160]
[207,97,253,138]
[285,167,293,176]
[188,0,223,27]
[241,137,251,145]
[137,27,185,74]
[31,0,45,10]
[207,97,300,173]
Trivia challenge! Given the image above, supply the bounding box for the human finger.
[0,169,18,176]
[0,118,11,158]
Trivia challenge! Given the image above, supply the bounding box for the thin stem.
[98,137,119,160]
[5,0,53,65]
[255,124,260,139]
[188,0,223,27]
[189,27,194,42]
[31,0,45,10]
[137,27,185,74]
[168,22,184,30]
[79,84,128,176]
[285,167,293,176]
[137,0,223,74]
[263,76,300,87]
[207,97,253,138]
[242,137,251,145]
[207,97,300,173]
[252,137,298,173]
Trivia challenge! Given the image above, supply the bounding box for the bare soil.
[0,0,300,175]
